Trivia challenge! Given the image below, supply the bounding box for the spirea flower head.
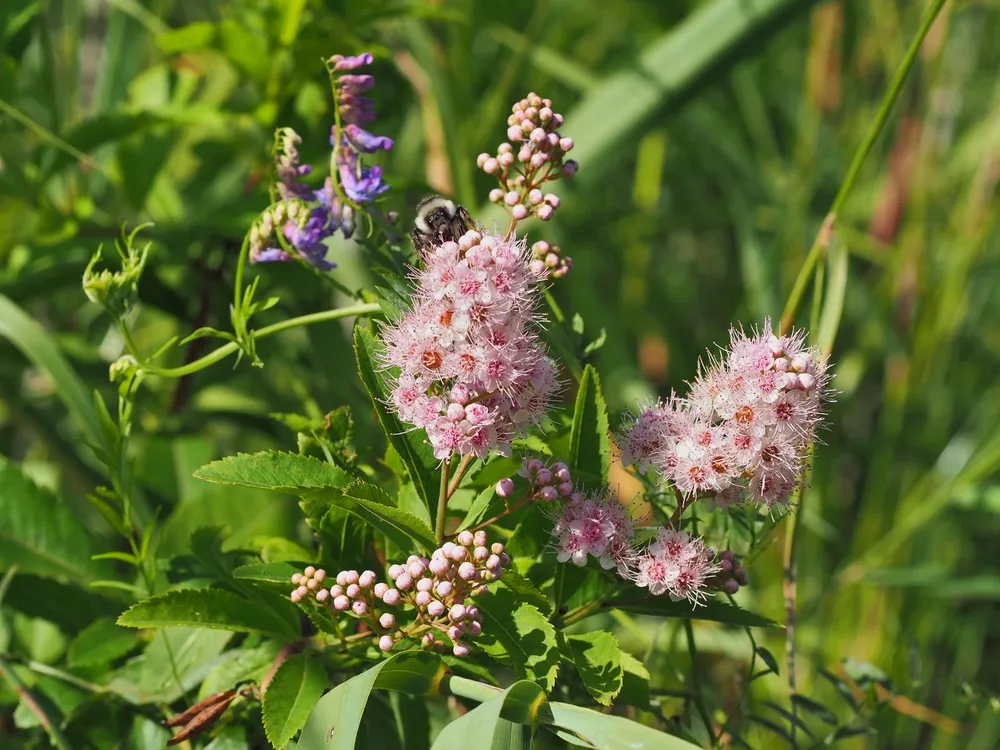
[548,491,636,575]
[288,533,507,657]
[251,52,392,269]
[480,93,575,225]
[630,528,719,606]
[380,228,560,461]
[619,319,832,509]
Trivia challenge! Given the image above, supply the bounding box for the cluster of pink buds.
[381,229,559,460]
[619,320,831,508]
[288,531,508,657]
[496,457,579,503]
[479,93,576,224]
[529,240,572,279]
[706,550,749,595]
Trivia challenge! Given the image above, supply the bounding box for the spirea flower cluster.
[380,229,559,460]
[620,321,831,508]
[529,240,572,279]
[251,53,392,269]
[290,531,508,657]
[479,93,576,225]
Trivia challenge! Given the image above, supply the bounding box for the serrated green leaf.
[602,591,781,628]
[476,587,560,691]
[549,702,701,749]
[233,561,302,585]
[320,481,437,552]
[199,641,281,700]
[568,365,610,485]
[117,589,298,639]
[566,632,623,706]
[66,617,139,668]
[0,458,110,582]
[617,652,651,709]
[498,570,552,616]
[431,681,544,750]
[193,451,351,493]
[263,653,327,749]
[458,486,505,532]
[299,652,444,749]
[354,325,439,514]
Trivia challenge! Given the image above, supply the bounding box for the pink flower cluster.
[619,321,831,508]
[529,240,572,280]
[381,229,559,460]
[550,491,635,575]
[479,93,577,224]
[631,529,719,604]
[289,531,508,657]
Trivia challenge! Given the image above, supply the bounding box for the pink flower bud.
[468,621,482,637]
[315,589,329,603]
[559,137,574,152]
[483,158,499,174]
[449,604,467,621]
[291,573,303,585]
[344,570,359,585]
[539,106,552,121]
[331,584,344,597]
[558,482,574,496]
[441,542,457,558]
[447,625,463,641]
[458,562,477,580]
[295,585,308,599]
[379,635,394,652]
[496,477,515,497]
[450,384,470,404]
[562,160,578,176]
[382,588,401,605]
[535,468,553,485]
[546,133,559,148]
[333,595,350,611]
[723,579,740,594]
[473,530,487,547]
[429,556,449,575]
[530,259,546,275]
[486,555,502,571]
[465,403,489,425]
[498,142,513,154]
[449,545,468,562]
[436,580,454,597]
[416,577,433,592]
[415,590,432,607]
[540,486,559,502]
[553,463,570,479]
[457,530,474,547]
[352,600,367,616]
[372,582,387,598]
[304,566,316,577]
[476,153,489,167]
[511,204,528,220]
[306,578,319,590]
[358,570,376,588]
[408,561,427,578]
[489,543,503,556]
[498,151,514,167]
[507,125,521,141]
[335,571,348,586]
[388,564,403,579]
[422,633,436,646]
[453,642,470,657]
[427,600,446,617]
[530,153,547,169]
[530,128,546,143]
[290,590,302,603]
[499,553,510,567]
[544,194,560,208]
[520,120,535,135]
[395,573,413,591]
[773,357,790,372]
[474,546,489,562]
[313,569,326,583]
[798,373,816,391]
[537,204,554,221]
[379,613,395,629]
[345,583,359,598]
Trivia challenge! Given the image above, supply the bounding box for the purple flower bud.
[719,558,733,573]
[723,579,740,594]
[330,53,374,71]
[453,642,470,657]
[337,73,375,92]
[473,531,487,547]
[333,595,350,611]
[499,553,510,567]
[562,160,578,177]
[379,634,394,652]
[449,604,467,621]
[468,620,482,637]
[395,573,413,591]
[736,569,749,586]
[316,589,330,603]
[436,581,454,598]
[382,588,401,605]
[415,590,432,607]
[540,486,559,502]
[343,124,393,153]
[457,530,474,547]
[304,566,316,577]
[458,562,477,580]
[558,482,574,496]
[496,477,515,498]
[447,625,463,641]
[427,600,446,617]
[535,468,553,485]
[352,600,368,616]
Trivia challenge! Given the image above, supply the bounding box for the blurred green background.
[1,0,998,747]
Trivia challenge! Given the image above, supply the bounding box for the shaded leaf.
[117,589,298,639]
[618,651,651,709]
[568,365,610,485]
[263,653,327,749]
[66,617,140,668]
[602,592,781,628]
[566,632,623,706]
[476,587,560,691]
[549,702,701,749]
[431,681,545,749]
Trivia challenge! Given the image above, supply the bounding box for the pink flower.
[631,528,719,605]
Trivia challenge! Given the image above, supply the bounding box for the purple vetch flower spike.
[329,52,374,71]
[336,74,375,93]
[339,154,390,203]
[343,124,394,153]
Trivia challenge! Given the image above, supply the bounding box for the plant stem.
[126,303,381,378]
[465,494,534,536]
[780,0,949,332]
[232,233,250,319]
[446,454,474,499]
[0,656,73,750]
[684,619,716,745]
[435,459,451,543]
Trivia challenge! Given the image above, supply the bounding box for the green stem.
[232,233,251,319]
[126,303,381,378]
[0,656,73,750]
[684,619,715,744]
[435,459,451,543]
[780,0,949,332]
[446,454,474,499]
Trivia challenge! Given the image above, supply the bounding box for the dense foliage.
[1,1,998,749]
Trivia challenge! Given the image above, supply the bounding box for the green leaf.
[0,458,110,582]
[322,481,437,552]
[157,21,217,54]
[476,587,560,691]
[193,451,352,493]
[117,589,298,639]
[458,486,504,532]
[565,632,623,706]
[568,365,610,485]
[263,653,328,749]
[498,570,552,616]
[0,293,104,451]
[617,651,651,709]
[548,702,701,749]
[602,592,781,628]
[199,641,281,700]
[354,325,439,513]
[66,617,139,668]
[431,681,544,750]
[233,562,302,585]
[299,652,445,748]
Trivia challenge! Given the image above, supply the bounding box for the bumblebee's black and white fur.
[411,196,475,252]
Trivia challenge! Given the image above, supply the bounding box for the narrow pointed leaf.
[263,653,327,749]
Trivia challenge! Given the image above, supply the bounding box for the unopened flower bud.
[352,600,367,616]
[447,625,463,641]
[562,160,578,176]
[483,158,499,174]
[468,620,482,637]
[408,561,426,578]
[373,582,388,598]
[313,569,327,583]
[379,635,394,651]
[395,573,412,591]
[458,562,477,580]
[474,546,489,562]
[429,556,449,575]
[723,579,740,594]
[511,204,528,220]
[416,577,433,593]
[558,482,574,496]
[535,468,553,485]
[540,486,559,502]
[415,590,432,607]
[453,642,470,657]
[333,595,350,611]
[457,530,474,546]
[473,531,487,547]
[382,589,401,605]
[427,600,446,617]
[358,570,376,588]
[290,590,303,603]
[536,204,554,221]
[307,578,319,591]
[496,477,515,497]
[476,153,490,167]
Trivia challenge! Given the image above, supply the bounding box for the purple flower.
[330,53,373,71]
[337,74,375,93]
[338,152,390,203]
[343,124,393,153]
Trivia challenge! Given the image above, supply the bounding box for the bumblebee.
[411,196,475,252]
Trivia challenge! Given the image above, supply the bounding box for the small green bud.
[83,224,152,319]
